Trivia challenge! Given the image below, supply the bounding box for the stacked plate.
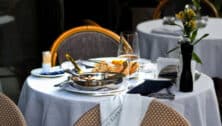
[58,71,127,96]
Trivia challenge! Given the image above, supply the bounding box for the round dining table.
[18,60,221,126]
[137,17,222,78]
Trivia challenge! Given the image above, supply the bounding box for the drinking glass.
[42,51,51,73]
[117,31,140,78]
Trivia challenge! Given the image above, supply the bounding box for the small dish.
[31,66,65,78]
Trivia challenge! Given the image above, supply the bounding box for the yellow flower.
[185,8,196,19]
[168,4,209,64]
[176,11,184,20]
[188,20,197,30]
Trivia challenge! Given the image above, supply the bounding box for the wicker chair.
[0,93,26,126]
[152,0,219,19]
[50,25,131,66]
[141,100,190,126]
[74,100,190,126]
[74,105,101,126]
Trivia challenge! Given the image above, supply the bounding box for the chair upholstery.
[50,25,131,66]
[152,0,219,19]
[141,100,190,126]
[74,104,101,126]
[0,92,26,126]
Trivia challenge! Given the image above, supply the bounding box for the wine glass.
[117,31,140,80]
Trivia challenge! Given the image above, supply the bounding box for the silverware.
[54,79,71,87]
[65,53,83,74]
[63,69,80,77]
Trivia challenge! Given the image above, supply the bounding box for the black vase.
[179,42,194,92]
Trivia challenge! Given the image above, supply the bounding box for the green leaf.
[167,46,179,54]
[190,29,198,43]
[192,52,202,64]
[192,0,201,10]
[192,33,209,45]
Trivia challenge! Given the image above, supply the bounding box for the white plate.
[89,57,122,63]
[73,57,123,69]
[60,61,92,73]
[60,82,127,96]
[146,77,172,81]
[31,66,65,78]
[82,57,154,71]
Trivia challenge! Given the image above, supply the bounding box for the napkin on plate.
[151,25,182,36]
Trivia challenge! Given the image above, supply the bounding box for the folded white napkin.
[118,94,154,126]
[100,94,154,126]
[100,95,124,126]
[151,25,182,36]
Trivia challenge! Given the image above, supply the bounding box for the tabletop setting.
[18,29,221,126]
[16,1,222,126]
[28,31,179,99]
[18,50,221,126]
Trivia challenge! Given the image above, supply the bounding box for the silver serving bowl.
[69,72,124,91]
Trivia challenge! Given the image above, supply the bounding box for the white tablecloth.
[18,72,221,126]
[137,18,222,78]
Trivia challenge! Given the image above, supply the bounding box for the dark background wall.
[0,0,158,87]
[37,0,158,50]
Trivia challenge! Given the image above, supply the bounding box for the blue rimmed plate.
[31,66,65,78]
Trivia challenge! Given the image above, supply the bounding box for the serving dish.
[63,71,125,91]
[60,81,127,96]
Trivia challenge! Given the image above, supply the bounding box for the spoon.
[65,53,83,74]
